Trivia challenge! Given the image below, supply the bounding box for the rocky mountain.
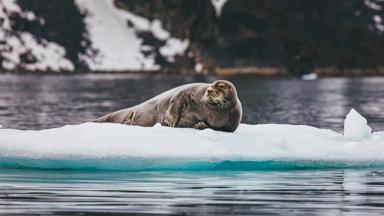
[0,0,383,75]
[0,0,188,72]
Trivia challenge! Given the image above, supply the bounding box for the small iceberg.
[301,73,318,81]
[344,108,372,141]
[0,109,383,171]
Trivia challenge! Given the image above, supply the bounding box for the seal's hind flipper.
[123,111,136,125]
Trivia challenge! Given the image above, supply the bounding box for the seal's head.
[203,80,239,110]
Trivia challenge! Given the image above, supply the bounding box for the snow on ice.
[0,109,383,171]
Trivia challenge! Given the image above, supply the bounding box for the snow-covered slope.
[0,0,74,71]
[0,0,188,72]
[211,0,228,16]
[0,0,382,72]
[75,0,188,71]
[0,109,383,171]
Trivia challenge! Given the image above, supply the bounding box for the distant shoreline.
[1,67,384,77]
[215,67,384,77]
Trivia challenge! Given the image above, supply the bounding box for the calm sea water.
[1,74,384,215]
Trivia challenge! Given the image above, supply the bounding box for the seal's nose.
[208,89,213,94]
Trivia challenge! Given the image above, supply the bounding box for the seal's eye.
[214,82,226,89]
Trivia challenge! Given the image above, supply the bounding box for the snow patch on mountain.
[160,38,189,63]
[364,0,383,11]
[373,15,384,32]
[0,0,74,71]
[75,0,188,71]
[211,0,228,16]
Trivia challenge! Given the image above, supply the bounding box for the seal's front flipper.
[163,118,176,127]
[162,105,180,127]
[162,92,187,127]
[194,122,209,130]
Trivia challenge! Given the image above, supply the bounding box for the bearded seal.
[93,80,242,132]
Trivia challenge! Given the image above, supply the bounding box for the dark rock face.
[12,0,92,69]
[2,0,384,74]
[115,0,218,73]
[118,0,384,75]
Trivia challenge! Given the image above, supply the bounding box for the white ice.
[344,108,372,141]
[0,109,383,170]
[301,73,318,81]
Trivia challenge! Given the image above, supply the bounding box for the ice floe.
[0,109,383,171]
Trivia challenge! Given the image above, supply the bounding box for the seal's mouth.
[206,96,227,109]
[204,82,231,109]
[206,90,223,104]
[207,98,221,105]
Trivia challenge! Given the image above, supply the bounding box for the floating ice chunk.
[1,121,384,171]
[154,123,162,128]
[301,73,318,81]
[344,108,372,140]
[1,109,384,171]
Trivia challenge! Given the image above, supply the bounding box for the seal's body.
[93,80,242,132]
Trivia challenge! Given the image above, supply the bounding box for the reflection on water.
[2,169,384,215]
[1,74,384,215]
[0,74,384,131]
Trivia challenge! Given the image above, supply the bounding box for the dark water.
[0,74,384,131]
[1,74,384,215]
[2,169,384,216]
